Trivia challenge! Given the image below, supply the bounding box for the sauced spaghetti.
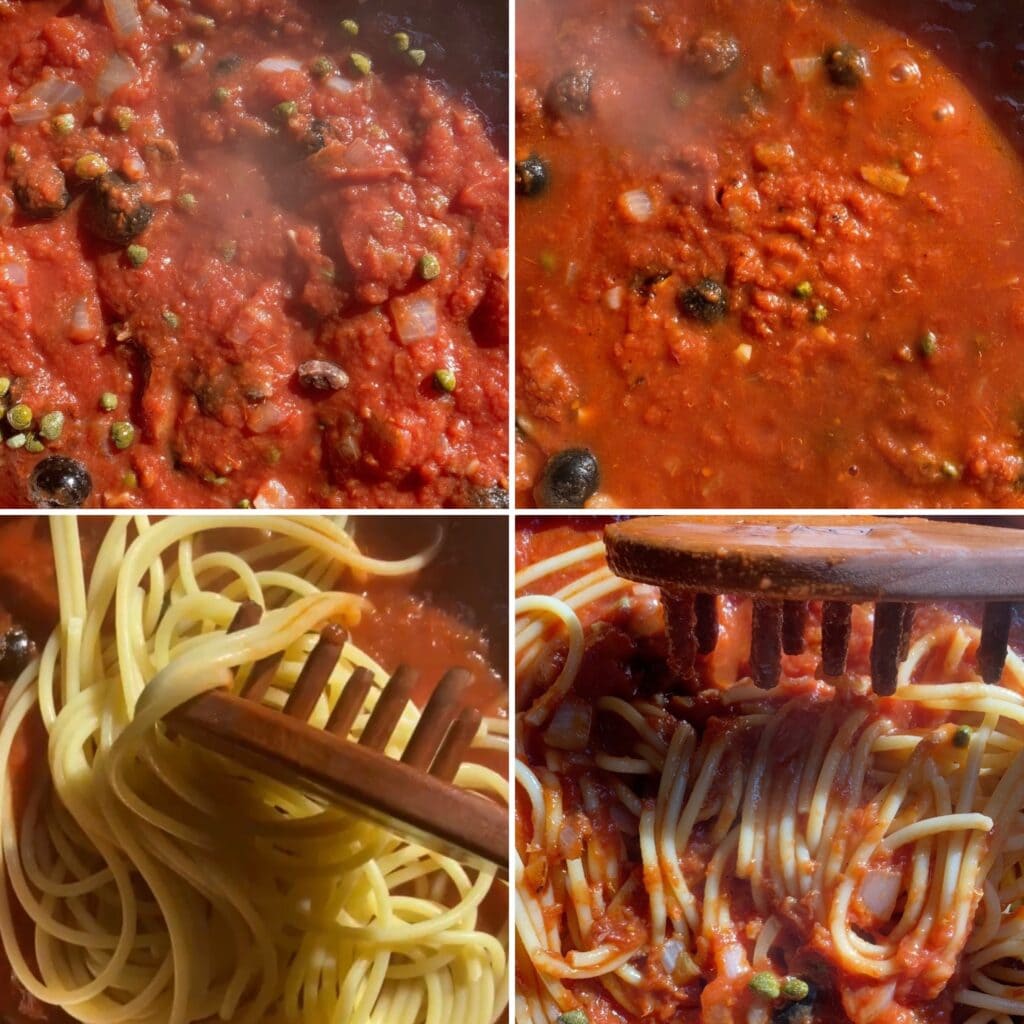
[0,516,508,1024]
[515,523,1024,1024]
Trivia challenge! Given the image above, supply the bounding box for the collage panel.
[0,513,509,1022]
[515,0,1024,509]
[0,0,508,510]
[515,514,1024,1024]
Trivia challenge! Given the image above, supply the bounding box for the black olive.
[691,31,742,78]
[825,43,868,87]
[0,627,35,682]
[515,155,550,197]
[12,165,70,220]
[471,484,509,509]
[630,266,671,299]
[29,456,92,509]
[297,359,349,391]
[301,118,330,155]
[679,278,729,323]
[215,54,243,74]
[534,448,600,508]
[84,172,153,244]
[547,67,594,117]
[772,980,818,1024]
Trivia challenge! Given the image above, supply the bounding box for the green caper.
[110,421,135,450]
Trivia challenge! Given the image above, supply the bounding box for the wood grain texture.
[605,517,1024,601]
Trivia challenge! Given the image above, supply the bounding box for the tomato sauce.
[0,515,507,1023]
[516,0,1024,509]
[0,0,508,509]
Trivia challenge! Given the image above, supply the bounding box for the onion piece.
[858,869,901,921]
[720,943,747,980]
[789,56,821,81]
[604,285,624,311]
[255,57,304,74]
[861,164,910,197]
[253,479,295,509]
[68,298,98,343]
[326,75,355,95]
[544,700,593,752]
[103,0,141,39]
[180,40,205,71]
[618,188,654,223]
[391,296,438,344]
[9,79,84,125]
[0,264,28,287]
[96,54,138,100]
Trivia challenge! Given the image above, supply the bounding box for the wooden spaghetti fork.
[604,517,1024,696]
[166,601,508,876]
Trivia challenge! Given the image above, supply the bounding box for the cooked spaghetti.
[515,523,1024,1024]
[0,515,508,1024]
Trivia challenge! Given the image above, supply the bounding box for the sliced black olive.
[691,31,742,78]
[471,484,509,509]
[547,67,594,117]
[12,164,70,220]
[630,266,671,299]
[29,455,92,509]
[679,278,729,323]
[301,118,330,155]
[215,54,243,74]
[534,448,600,508]
[825,43,868,87]
[84,172,153,244]
[515,155,550,197]
[0,627,35,682]
[297,359,349,391]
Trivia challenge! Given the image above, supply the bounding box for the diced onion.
[391,296,438,344]
[96,54,138,100]
[180,40,205,71]
[603,286,624,310]
[544,700,592,752]
[789,56,821,81]
[68,297,98,343]
[103,0,141,39]
[256,57,304,74]
[0,264,28,287]
[326,75,355,95]
[253,479,295,509]
[618,189,654,223]
[721,944,746,980]
[9,78,84,124]
[859,869,901,920]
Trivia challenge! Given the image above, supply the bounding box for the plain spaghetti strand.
[0,516,508,1024]
[515,535,1024,1024]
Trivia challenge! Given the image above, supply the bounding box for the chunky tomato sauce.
[515,520,1005,1024]
[0,0,508,509]
[516,0,1024,508]
[0,515,507,1023]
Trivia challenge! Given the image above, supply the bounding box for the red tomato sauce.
[516,0,1024,509]
[0,0,508,509]
[0,515,507,1023]
[515,519,992,1024]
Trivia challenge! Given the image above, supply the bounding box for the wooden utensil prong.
[402,668,471,770]
[662,590,697,686]
[979,602,1016,684]
[694,593,719,655]
[282,624,347,722]
[359,665,418,750]
[228,600,264,634]
[871,602,907,696]
[326,666,375,737]
[821,601,852,677]
[751,599,783,689]
[782,600,807,655]
[430,706,483,782]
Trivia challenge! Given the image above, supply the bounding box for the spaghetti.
[0,515,508,1024]
[515,524,1024,1024]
